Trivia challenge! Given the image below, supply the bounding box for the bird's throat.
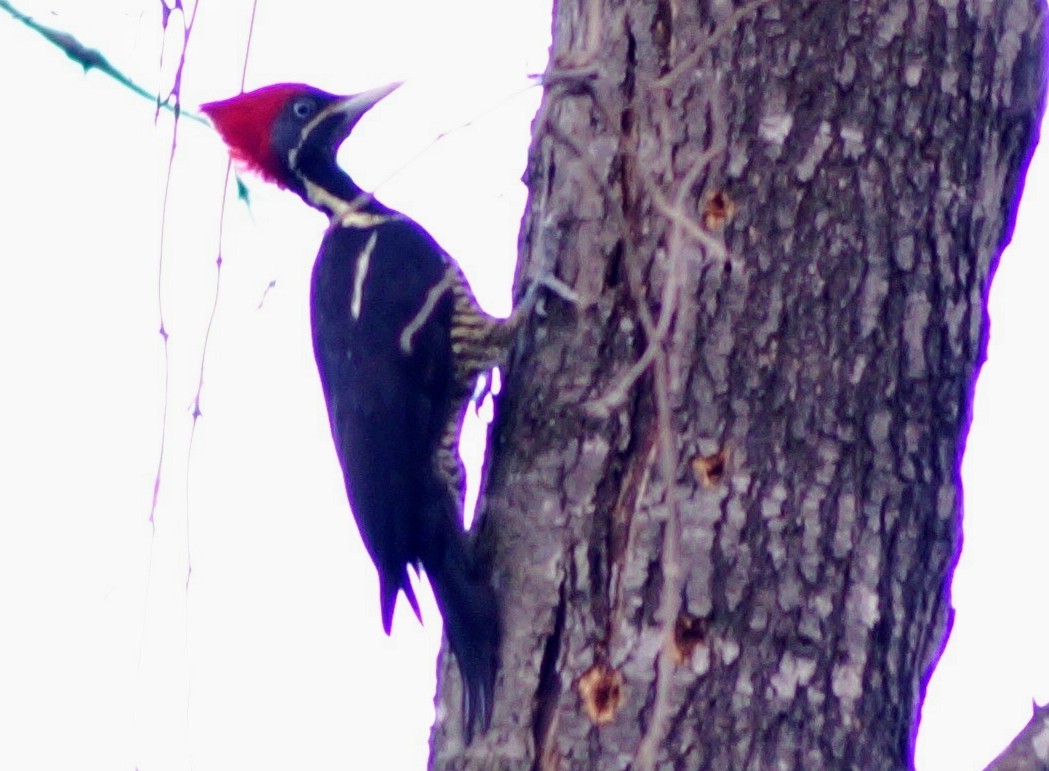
[293,156,398,230]
[303,178,400,230]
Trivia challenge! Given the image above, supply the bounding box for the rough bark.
[985,702,1049,771]
[430,1,1047,768]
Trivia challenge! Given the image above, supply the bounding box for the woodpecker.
[200,82,522,738]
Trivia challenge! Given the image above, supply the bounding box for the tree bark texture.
[430,1,1046,768]
[985,702,1049,770]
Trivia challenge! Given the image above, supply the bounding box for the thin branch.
[632,342,684,771]
[632,61,733,771]
[536,67,732,425]
[0,0,207,124]
[370,81,542,196]
[652,0,775,89]
[533,65,696,762]
[585,342,662,417]
[185,0,259,525]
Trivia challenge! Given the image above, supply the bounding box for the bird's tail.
[418,486,499,741]
[379,565,422,636]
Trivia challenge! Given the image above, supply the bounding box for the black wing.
[310,218,454,632]
[310,217,498,737]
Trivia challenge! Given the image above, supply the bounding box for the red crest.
[201,84,309,187]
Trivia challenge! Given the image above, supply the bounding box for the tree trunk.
[431,1,1047,768]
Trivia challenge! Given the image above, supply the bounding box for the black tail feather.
[418,489,499,740]
[379,567,422,636]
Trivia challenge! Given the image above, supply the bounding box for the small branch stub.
[701,191,735,232]
[673,612,708,665]
[691,447,729,488]
[578,664,624,725]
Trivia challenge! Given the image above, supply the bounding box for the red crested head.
[201,83,312,187]
[201,81,402,193]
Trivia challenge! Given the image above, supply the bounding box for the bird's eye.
[292,99,315,119]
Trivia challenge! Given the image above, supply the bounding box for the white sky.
[0,2,1045,769]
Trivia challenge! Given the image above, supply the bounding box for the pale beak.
[333,81,404,121]
[305,81,404,156]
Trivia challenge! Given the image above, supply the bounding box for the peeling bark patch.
[839,124,865,158]
[904,62,923,87]
[759,111,793,147]
[875,1,908,47]
[702,191,736,232]
[867,409,892,450]
[691,447,729,487]
[577,664,624,725]
[672,612,707,664]
[795,120,833,182]
[859,266,890,338]
[769,653,818,703]
[831,661,863,701]
[903,290,931,378]
[1034,720,1049,761]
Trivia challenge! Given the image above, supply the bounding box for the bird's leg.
[465,274,577,413]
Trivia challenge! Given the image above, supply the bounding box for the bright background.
[0,2,1045,769]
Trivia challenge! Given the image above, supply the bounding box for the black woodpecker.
[201,82,522,738]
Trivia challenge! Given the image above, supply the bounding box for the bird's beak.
[304,81,403,155]
[318,82,400,145]
[333,81,403,121]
